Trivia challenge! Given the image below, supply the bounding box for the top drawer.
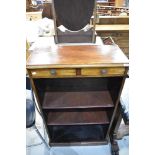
[30,67,125,78]
[81,67,125,77]
[31,68,76,78]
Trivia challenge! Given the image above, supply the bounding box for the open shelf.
[33,77,124,144]
[48,124,108,143]
[47,110,109,125]
[42,91,114,109]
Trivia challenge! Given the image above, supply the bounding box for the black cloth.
[26,99,35,128]
[54,0,95,31]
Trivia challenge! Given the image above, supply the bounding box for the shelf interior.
[33,77,123,143]
[48,124,108,143]
[42,91,114,109]
[34,77,123,107]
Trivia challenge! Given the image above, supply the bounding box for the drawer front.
[30,67,125,78]
[81,67,125,77]
[31,69,76,78]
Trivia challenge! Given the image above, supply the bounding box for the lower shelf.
[48,124,109,143]
[47,110,110,125]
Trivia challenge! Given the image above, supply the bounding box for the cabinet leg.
[110,134,119,155]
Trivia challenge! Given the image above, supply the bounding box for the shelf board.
[95,24,129,31]
[42,91,114,109]
[47,111,110,125]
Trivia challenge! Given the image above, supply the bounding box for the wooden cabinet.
[26,38,128,147]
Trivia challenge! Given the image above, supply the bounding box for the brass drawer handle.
[101,69,107,75]
[50,69,56,75]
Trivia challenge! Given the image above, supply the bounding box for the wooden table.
[26,38,128,154]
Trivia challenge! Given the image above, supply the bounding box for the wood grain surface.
[26,44,128,69]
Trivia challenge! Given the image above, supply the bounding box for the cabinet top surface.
[26,38,128,69]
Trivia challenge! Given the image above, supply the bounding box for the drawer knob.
[50,69,56,75]
[101,69,107,74]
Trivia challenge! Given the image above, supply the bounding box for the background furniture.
[27,1,129,58]
[51,0,97,43]
[95,16,129,58]
[96,0,129,16]
[26,11,42,21]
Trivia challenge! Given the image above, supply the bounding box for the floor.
[26,130,128,155]
[26,136,128,155]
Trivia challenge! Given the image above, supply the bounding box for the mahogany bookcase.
[26,39,128,154]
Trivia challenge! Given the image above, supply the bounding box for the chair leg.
[34,125,50,150]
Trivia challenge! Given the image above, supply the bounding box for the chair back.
[54,0,95,31]
[52,0,97,43]
[26,99,35,128]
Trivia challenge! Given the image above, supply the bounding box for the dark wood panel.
[42,3,61,26]
[42,3,53,19]
[48,124,108,143]
[47,110,109,125]
[34,77,108,92]
[57,28,94,43]
[108,76,123,104]
[42,91,114,109]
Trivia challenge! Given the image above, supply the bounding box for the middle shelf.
[47,110,110,126]
[42,91,114,109]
